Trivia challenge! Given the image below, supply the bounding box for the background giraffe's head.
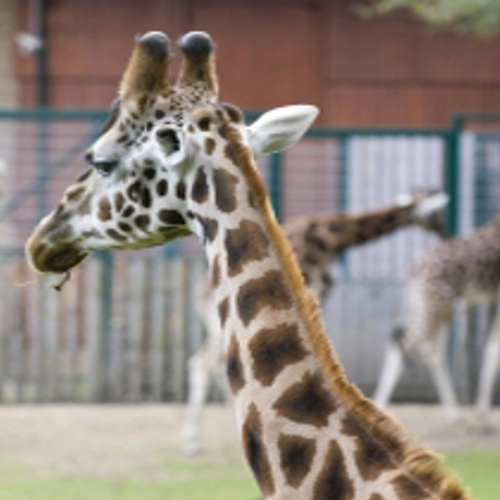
[26,30,318,274]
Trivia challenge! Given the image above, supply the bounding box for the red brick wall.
[14,0,500,126]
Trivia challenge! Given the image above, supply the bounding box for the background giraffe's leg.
[421,330,462,422]
[183,346,212,456]
[372,338,404,407]
[183,279,225,456]
[475,310,500,427]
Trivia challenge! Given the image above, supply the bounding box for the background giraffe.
[183,190,449,455]
[373,214,500,428]
[25,30,469,499]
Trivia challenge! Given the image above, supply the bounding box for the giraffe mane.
[219,114,470,500]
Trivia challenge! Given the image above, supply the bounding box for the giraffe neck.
[319,203,417,254]
[184,124,468,500]
[287,202,422,299]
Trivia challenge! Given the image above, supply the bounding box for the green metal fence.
[0,108,498,403]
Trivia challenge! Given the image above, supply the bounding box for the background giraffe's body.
[183,192,449,455]
[374,215,500,425]
[25,31,469,499]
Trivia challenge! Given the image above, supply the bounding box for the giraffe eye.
[93,160,118,177]
[85,152,118,177]
[156,127,181,155]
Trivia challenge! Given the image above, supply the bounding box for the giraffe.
[25,31,469,499]
[183,191,449,455]
[373,214,500,428]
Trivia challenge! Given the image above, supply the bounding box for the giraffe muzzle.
[26,240,89,274]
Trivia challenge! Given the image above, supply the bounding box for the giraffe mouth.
[28,243,90,274]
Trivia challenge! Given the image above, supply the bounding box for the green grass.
[0,459,260,500]
[0,452,496,500]
[445,451,500,500]
[0,477,258,500]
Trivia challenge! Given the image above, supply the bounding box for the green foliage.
[358,0,500,37]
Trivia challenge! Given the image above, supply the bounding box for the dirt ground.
[0,404,498,480]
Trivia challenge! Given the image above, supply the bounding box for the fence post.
[89,251,114,402]
[268,152,283,222]
[446,116,463,237]
[445,115,463,392]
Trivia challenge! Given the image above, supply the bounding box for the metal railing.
[0,108,497,403]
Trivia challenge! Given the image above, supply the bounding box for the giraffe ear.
[248,105,318,157]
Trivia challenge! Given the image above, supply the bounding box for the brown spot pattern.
[198,117,211,131]
[218,297,229,327]
[213,168,238,213]
[176,180,186,200]
[341,413,395,481]
[205,137,216,155]
[127,180,142,203]
[391,475,428,499]
[122,205,136,218]
[226,335,245,394]
[143,167,156,180]
[66,185,86,202]
[191,166,209,203]
[249,322,308,386]
[225,220,269,277]
[278,434,316,488]
[98,196,112,221]
[134,214,150,231]
[236,270,292,326]
[247,191,256,208]
[114,192,125,213]
[140,186,152,208]
[242,404,275,497]
[106,228,127,242]
[368,495,384,500]
[196,215,219,243]
[211,256,221,288]
[158,209,186,226]
[221,103,243,123]
[156,179,168,197]
[313,440,355,500]
[118,222,132,233]
[76,169,92,183]
[272,371,337,427]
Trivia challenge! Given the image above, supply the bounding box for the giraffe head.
[26,31,317,274]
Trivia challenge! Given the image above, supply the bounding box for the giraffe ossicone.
[26,31,470,500]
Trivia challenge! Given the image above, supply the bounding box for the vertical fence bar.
[337,135,349,276]
[446,118,462,236]
[268,152,283,222]
[126,258,146,402]
[87,251,114,402]
[167,259,188,401]
[150,256,167,401]
[96,250,114,401]
[445,117,463,386]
